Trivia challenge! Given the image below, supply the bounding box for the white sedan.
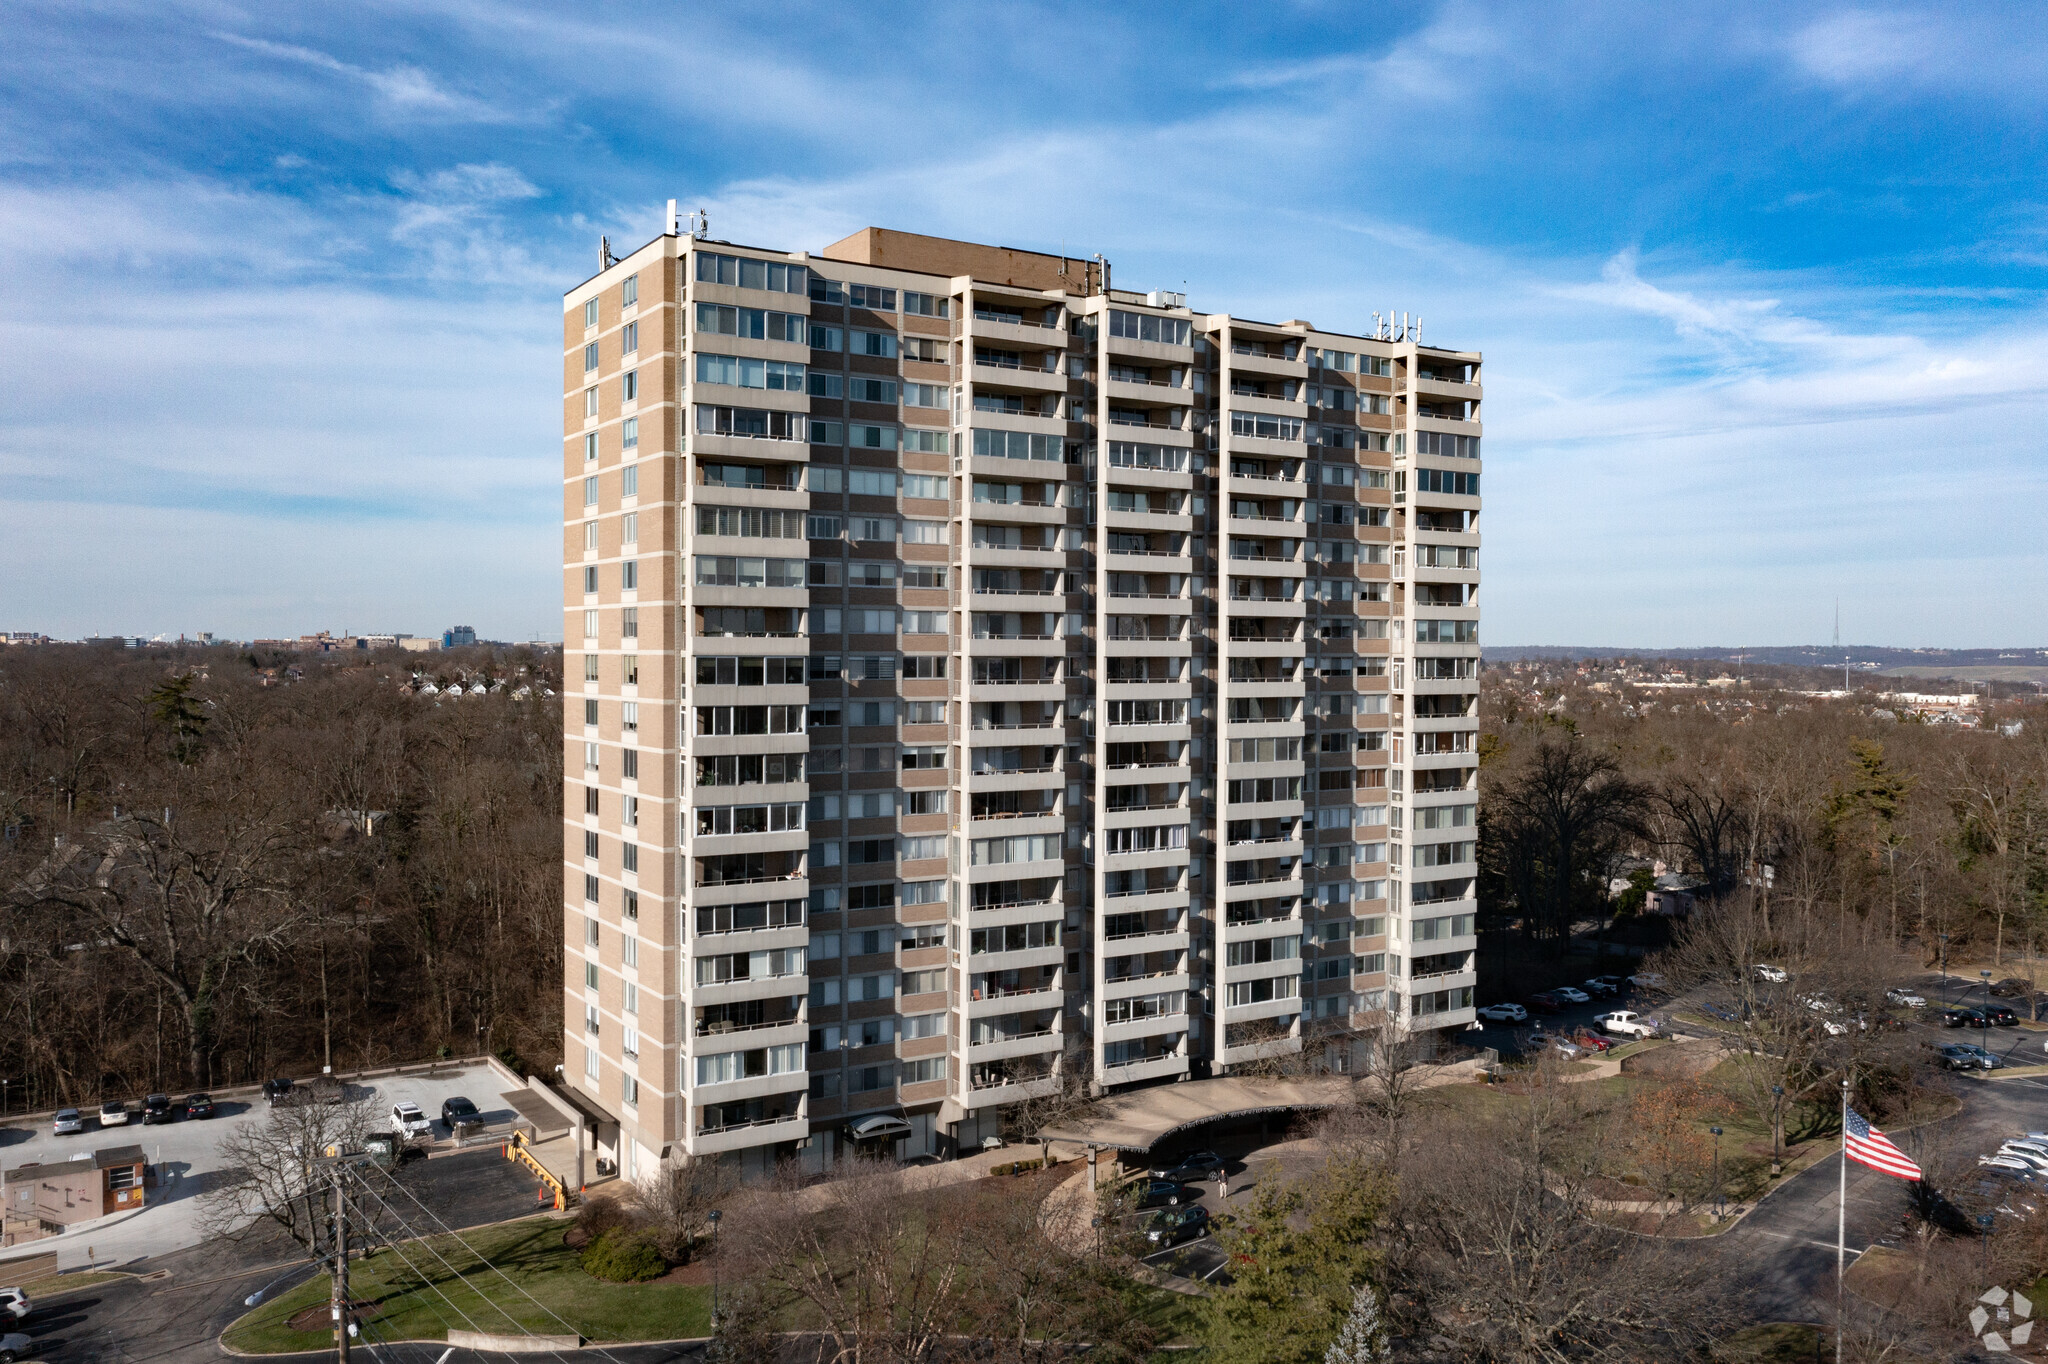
[1476,1003,1528,1023]
[1553,987,1591,1004]
[1886,988,1926,1008]
[1754,964,1788,983]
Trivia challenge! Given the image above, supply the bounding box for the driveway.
[0,1062,517,1269]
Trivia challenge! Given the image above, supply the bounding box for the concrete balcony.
[689,1070,810,1106]
[688,1110,808,1155]
[965,811,1063,842]
[968,766,1064,792]
[1099,1053,1189,1086]
[968,679,1064,704]
[1104,549,1194,575]
[973,363,1065,394]
[968,499,1066,526]
[1102,802,1191,830]
[1221,911,1302,944]
[1102,507,1194,534]
[1223,994,1304,1027]
[963,1073,1062,1109]
[1102,761,1191,787]
[1098,885,1189,917]
[690,873,810,905]
[1223,874,1304,903]
[1224,347,1306,378]
[1105,377,1196,407]
[690,434,810,465]
[1098,922,1189,957]
[967,1029,1064,1063]
[1102,968,1189,1000]
[1102,845,1190,875]
[685,1018,807,1056]
[965,856,1064,885]
[970,634,1067,657]
[968,896,1064,928]
[967,985,1064,1018]
[1222,1033,1301,1066]
[969,317,1068,350]
[690,974,809,1007]
[689,923,808,956]
[969,542,1063,568]
[1103,1011,1190,1044]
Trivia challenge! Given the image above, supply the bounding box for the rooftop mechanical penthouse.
[563,223,1481,1180]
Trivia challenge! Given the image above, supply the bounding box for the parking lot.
[0,1060,517,1269]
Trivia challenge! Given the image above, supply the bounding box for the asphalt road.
[9,1148,550,1364]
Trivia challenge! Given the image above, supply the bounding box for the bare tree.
[200,1094,386,1255]
[1002,1036,1097,1165]
[1382,1062,1737,1362]
[630,1158,737,1264]
[726,1160,974,1364]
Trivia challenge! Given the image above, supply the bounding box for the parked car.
[1126,1178,1192,1210]
[0,1330,32,1363]
[1991,978,2036,998]
[141,1093,173,1124]
[2005,1138,2048,1161]
[1885,988,1927,1008]
[262,1078,295,1104]
[441,1096,483,1132]
[1571,1030,1615,1053]
[1627,972,1666,990]
[1143,1205,1211,1247]
[1596,1010,1658,1039]
[1554,987,1591,1005]
[183,1093,215,1120]
[1583,977,1622,998]
[391,1102,433,1141]
[98,1100,129,1128]
[51,1108,83,1135]
[1938,1043,2003,1071]
[1996,1145,2048,1175]
[1528,992,1564,1013]
[1981,1154,2036,1175]
[1984,1005,2020,1027]
[1754,964,1789,983]
[1943,1008,1991,1029]
[1150,1150,1225,1183]
[0,1288,26,1323]
[1546,1036,1585,1061]
[1475,1003,1528,1024]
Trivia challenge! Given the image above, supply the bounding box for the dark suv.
[141,1093,173,1124]
[1143,1205,1211,1247]
[1984,1004,2020,1027]
[441,1096,483,1132]
[1149,1150,1225,1183]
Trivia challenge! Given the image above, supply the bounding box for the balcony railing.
[694,1017,799,1037]
[698,1112,801,1136]
[1105,885,1184,900]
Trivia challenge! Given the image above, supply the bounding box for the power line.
[362,1165,644,1364]
[340,1167,600,1364]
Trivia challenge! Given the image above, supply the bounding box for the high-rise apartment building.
[563,224,1480,1180]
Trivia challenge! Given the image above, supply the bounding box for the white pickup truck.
[1596,1010,1658,1039]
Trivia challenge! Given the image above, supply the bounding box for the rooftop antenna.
[666,199,678,236]
[600,235,617,270]
[1834,597,1847,692]
[1415,315,1422,346]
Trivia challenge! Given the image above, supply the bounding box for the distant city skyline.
[5,2,2047,644]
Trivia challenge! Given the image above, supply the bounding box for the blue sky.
[3,1,2046,645]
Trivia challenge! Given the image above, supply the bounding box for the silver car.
[51,1108,82,1135]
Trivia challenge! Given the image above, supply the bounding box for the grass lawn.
[1717,1321,1826,1362]
[18,1269,129,1298]
[221,1216,711,1352]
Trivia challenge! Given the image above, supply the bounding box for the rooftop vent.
[1146,290,1185,309]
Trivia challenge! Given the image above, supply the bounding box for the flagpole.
[1837,1077,1849,1364]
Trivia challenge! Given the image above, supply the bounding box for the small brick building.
[1,1145,147,1246]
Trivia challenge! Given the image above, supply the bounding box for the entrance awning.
[1036,1076,1354,1152]
[845,1115,915,1141]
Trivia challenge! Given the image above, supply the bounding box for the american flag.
[1845,1107,1923,1181]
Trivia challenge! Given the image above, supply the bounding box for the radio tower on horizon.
[1834,598,1848,692]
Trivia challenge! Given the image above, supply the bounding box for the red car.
[1528,992,1564,1013]
[1571,1030,1615,1053]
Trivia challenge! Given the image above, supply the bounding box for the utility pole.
[332,1168,351,1364]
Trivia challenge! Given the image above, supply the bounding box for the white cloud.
[212,31,520,124]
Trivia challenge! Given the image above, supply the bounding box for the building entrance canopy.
[1036,1076,1354,1153]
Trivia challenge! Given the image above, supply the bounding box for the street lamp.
[1771,1087,1785,1176]
[1982,969,1994,1003]
[1710,1127,1724,1219]
[708,1209,723,1328]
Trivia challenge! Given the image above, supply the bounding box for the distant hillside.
[1488,645,2048,672]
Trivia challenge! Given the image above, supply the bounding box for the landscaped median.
[222,1215,711,1353]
